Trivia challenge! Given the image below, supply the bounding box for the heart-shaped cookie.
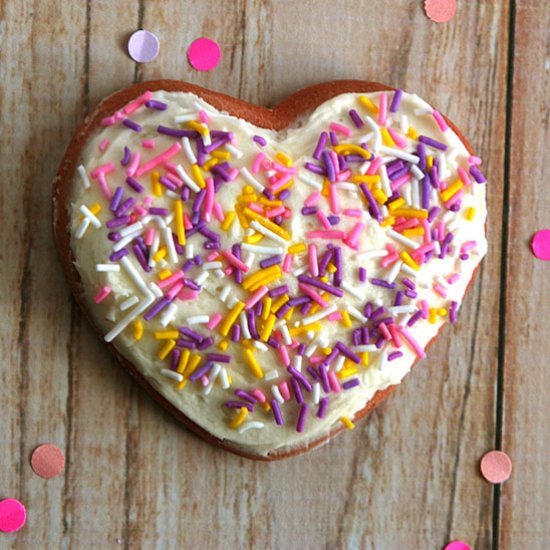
[54,80,487,460]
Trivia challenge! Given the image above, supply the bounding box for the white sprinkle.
[379,164,392,196]
[305,340,318,357]
[312,382,321,405]
[365,116,382,152]
[353,345,378,352]
[411,177,421,209]
[120,295,139,311]
[379,146,419,164]
[240,167,264,191]
[96,263,120,272]
[219,285,231,302]
[348,305,367,324]
[195,271,209,286]
[237,421,265,434]
[219,368,230,389]
[163,226,178,264]
[120,256,149,295]
[250,220,288,245]
[293,355,303,372]
[240,311,251,339]
[433,241,442,255]
[335,182,358,191]
[174,112,197,123]
[387,261,403,284]
[159,303,178,327]
[301,304,338,326]
[118,221,142,238]
[402,182,412,205]
[148,231,161,267]
[176,164,200,193]
[341,281,366,301]
[75,218,91,239]
[271,385,285,404]
[181,137,197,164]
[104,293,154,342]
[79,205,101,228]
[241,243,284,255]
[243,252,255,268]
[214,269,225,279]
[185,243,194,259]
[187,315,209,325]
[160,369,184,382]
[203,364,221,395]
[410,164,424,180]
[438,152,447,180]
[226,295,238,308]
[414,107,432,116]
[202,262,222,270]
[389,305,418,315]
[280,323,292,346]
[253,341,268,352]
[149,282,163,298]
[292,265,308,277]
[388,229,418,249]
[298,171,323,190]
[400,114,409,134]
[334,355,346,373]
[77,165,91,189]
[401,264,418,278]
[355,249,389,260]
[112,230,142,253]
[224,143,243,159]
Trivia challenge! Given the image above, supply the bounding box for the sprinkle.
[94,286,112,304]
[229,407,248,429]
[77,165,91,189]
[296,403,308,432]
[340,416,355,429]
[135,142,182,177]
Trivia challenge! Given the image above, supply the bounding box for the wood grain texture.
[0,0,537,548]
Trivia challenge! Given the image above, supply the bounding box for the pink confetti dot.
[187,38,221,72]
[128,30,160,63]
[444,542,471,550]
[0,499,26,533]
[424,0,457,23]
[531,229,550,260]
[480,450,513,484]
[31,443,65,479]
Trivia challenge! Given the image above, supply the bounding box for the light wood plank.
[500,2,550,548]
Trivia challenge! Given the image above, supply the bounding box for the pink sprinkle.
[378,93,388,126]
[122,91,153,116]
[336,169,352,181]
[432,110,449,132]
[367,157,383,175]
[434,283,447,298]
[461,240,477,253]
[101,116,116,127]
[390,173,412,191]
[271,173,292,193]
[134,142,182,177]
[166,282,184,300]
[329,121,352,137]
[329,151,340,176]
[94,286,112,304]
[126,151,141,177]
[223,267,233,276]
[157,270,184,289]
[144,228,155,246]
[228,168,240,181]
[387,127,407,148]
[344,221,365,249]
[379,322,392,340]
[207,313,223,330]
[328,371,341,393]
[143,195,154,206]
[91,162,115,178]
[244,285,269,310]
[328,184,339,215]
[306,230,346,240]
[388,324,403,347]
[308,244,319,277]
[248,202,264,215]
[202,177,215,222]
[211,202,223,222]
[380,252,399,268]
[200,375,209,387]
[279,381,291,401]
[305,191,321,207]
[251,389,266,403]
[445,188,464,208]
[183,213,193,230]
[298,283,328,308]
[206,252,218,261]
[221,250,250,273]
[399,326,426,358]
[134,205,147,217]
[96,173,113,199]
[447,273,460,284]
[420,300,429,319]
[281,208,291,219]
[252,152,265,174]
[468,155,483,166]
[142,139,155,149]
[199,109,210,124]
[458,167,472,186]
[271,162,296,175]
[282,253,293,273]
[99,138,110,152]
[178,289,199,301]
[265,206,285,219]
[343,208,362,217]
[309,356,324,364]
[278,345,291,366]
[420,219,432,242]
[328,312,342,321]
[316,210,332,230]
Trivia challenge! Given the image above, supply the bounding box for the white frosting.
[68,89,487,456]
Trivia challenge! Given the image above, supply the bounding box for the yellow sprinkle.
[190,164,206,189]
[400,251,421,271]
[177,349,190,374]
[309,302,321,315]
[358,95,379,114]
[177,353,201,390]
[271,294,289,314]
[154,330,179,340]
[261,401,271,412]
[151,170,163,197]
[211,150,230,161]
[242,208,291,240]
[187,120,209,136]
[242,184,256,194]
[465,207,476,221]
[242,265,281,291]
[219,301,245,336]
[338,366,358,379]
[380,127,395,147]
[283,306,294,322]
[158,339,176,360]
[288,323,322,337]
[202,157,219,171]
[258,198,283,207]
[174,200,186,246]
[391,208,428,219]
[242,340,254,350]
[438,308,447,317]
[407,127,419,140]
[340,416,355,430]
[321,178,330,197]
[132,320,143,341]
[320,347,331,356]
[243,349,264,379]
[218,339,229,351]
[429,309,438,324]
[360,352,369,366]
[426,155,433,170]
[372,188,388,205]
[158,269,172,280]
[380,216,395,227]
[440,179,464,203]
[388,197,406,211]
[351,175,380,185]
[260,314,276,342]
[275,151,292,167]
[333,144,371,159]
[326,263,337,273]
[249,271,281,292]
[288,243,306,254]
[244,232,264,244]
[403,227,425,238]
[153,247,167,262]
[229,407,248,429]
[221,210,236,231]
[340,310,352,328]
[80,202,103,222]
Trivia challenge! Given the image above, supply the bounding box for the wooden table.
[1,1,547,548]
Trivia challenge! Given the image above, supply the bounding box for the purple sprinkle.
[469,165,487,183]
[361,327,369,344]
[106,216,130,229]
[297,343,306,356]
[197,336,214,350]
[271,399,284,425]
[359,182,382,222]
[231,324,241,343]
[143,297,171,321]
[329,130,338,146]
[358,267,367,282]
[287,296,310,307]
[120,146,131,166]
[333,247,343,286]
[145,100,167,110]
[404,289,417,299]
[267,337,280,350]
[342,378,360,390]
[389,89,403,113]
[253,135,267,147]
[388,351,403,361]
[189,361,214,382]
[402,277,416,290]
[364,302,373,318]
[275,303,291,319]
[170,349,181,372]
[110,187,124,212]
[116,197,135,217]
[450,300,458,323]
[297,275,344,297]
[313,132,328,160]
[259,255,282,269]
[278,189,291,200]
[419,135,448,152]
[109,249,128,262]
[371,278,397,290]
[287,366,313,392]
[322,150,336,182]
[225,401,254,412]
[429,166,440,190]
[159,176,177,191]
[407,310,424,327]
[327,215,340,226]
[460,253,470,260]
[306,366,321,382]
[176,339,196,349]
[318,248,333,277]
[317,397,329,419]
[126,176,144,193]
[291,377,304,404]
[417,143,427,171]
[352,329,361,346]
[301,206,318,216]
[318,364,330,393]
[335,342,361,364]
[108,232,121,242]
[234,389,257,405]
[207,353,231,364]
[149,207,169,216]
[132,243,151,272]
[304,162,326,176]
[123,118,141,132]
[157,125,198,138]
[348,109,364,128]
[296,404,308,433]
[179,326,203,342]
[394,291,404,306]
[203,139,226,154]
[428,206,441,223]
[268,284,290,298]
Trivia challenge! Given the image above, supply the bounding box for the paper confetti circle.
[128,30,160,63]
[531,230,550,260]
[444,541,471,550]
[480,450,512,484]
[424,0,457,23]
[0,499,26,533]
[31,444,65,479]
[187,38,221,72]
